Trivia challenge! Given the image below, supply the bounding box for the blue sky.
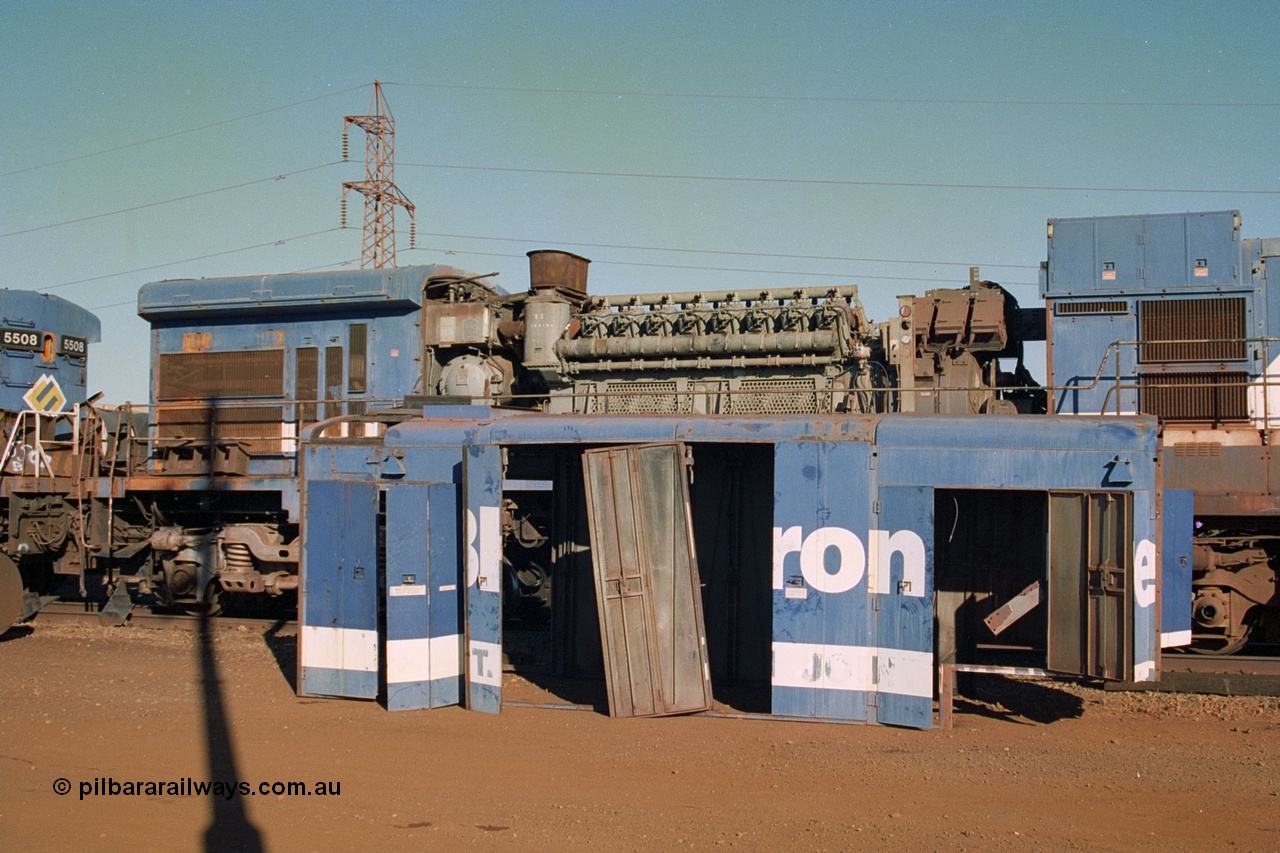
[3,1,1277,403]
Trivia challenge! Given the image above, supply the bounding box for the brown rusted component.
[181,332,212,353]
[528,249,590,296]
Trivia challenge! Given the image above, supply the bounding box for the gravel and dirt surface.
[2,620,1278,852]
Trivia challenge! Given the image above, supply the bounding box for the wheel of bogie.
[0,553,23,629]
[1190,626,1251,655]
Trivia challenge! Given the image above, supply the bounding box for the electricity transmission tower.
[342,80,415,269]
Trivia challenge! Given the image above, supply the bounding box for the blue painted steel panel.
[390,409,882,449]
[1044,211,1242,296]
[1047,310,1140,415]
[1160,489,1195,649]
[384,483,463,710]
[1131,487,1159,681]
[771,440,874,722]
[427,483,463,708]
[464,443,504,713]
[0,289,101,412]
[873,486,934,728]
[875,414,1157,454]
[300,479,379,699]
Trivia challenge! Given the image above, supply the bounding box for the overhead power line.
[42,228,345,292]
[0,161,343,239]
[1,85,367,179]
[386,80,1280,110]
[401,161,1280,196]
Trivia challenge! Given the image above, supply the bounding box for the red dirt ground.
[2,621,1278,852]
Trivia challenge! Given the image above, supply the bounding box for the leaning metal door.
[464,443,504,713]
[1047,491,1133,679]
[582,443,713,717]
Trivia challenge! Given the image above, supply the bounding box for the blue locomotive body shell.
[0,289,100,413]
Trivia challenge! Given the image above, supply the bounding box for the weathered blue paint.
[463,443,504,713]
[0,289,101,412]
[1044,211,1243,298]
[771,441,873,722]
[1161,489,1195,649]
[384,483,464,710]
[1130,486,1159,680]
[299,478,379,699]
[873,485,935,728]
[302,409,1164,728]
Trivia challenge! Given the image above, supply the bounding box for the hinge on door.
[873,499,881,515]
[684,445,695,484]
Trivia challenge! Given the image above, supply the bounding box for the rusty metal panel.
[930,295,969,337]
[156,349,284,400]
[1139,297,1246,363]
[1047,492,1132,679]
[582,443,712,718]
[1047,494,1086,674]
[181,331,212,352]
[423,302,492,346]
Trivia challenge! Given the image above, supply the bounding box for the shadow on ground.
[261,621,297,692]
[953,673,1085,724]
[0,625,34,643]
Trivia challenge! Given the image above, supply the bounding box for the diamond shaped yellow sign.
[22,374,67,413]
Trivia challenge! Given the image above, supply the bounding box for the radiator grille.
[156,404,285,454]
[296,347,318,424]
[1055,300,1128,316]
[156,350,284,400]
[1139,298,1246,363]
[1138,372,1248,422]
[348,324,367,394]
[729,379,827,414]
[324,345,344,419]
